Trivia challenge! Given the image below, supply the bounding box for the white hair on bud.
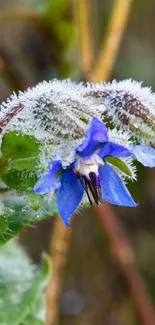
[0,79,102,144]
[108,127,135,147]
[85,79,155,143]
[1,78,155,173]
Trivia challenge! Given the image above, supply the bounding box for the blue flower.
[34,117,155,226]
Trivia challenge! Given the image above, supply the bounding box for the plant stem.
[46,217,71,325]
[74,0,93,78]
[96,202,155,325]
[91,0,133,82]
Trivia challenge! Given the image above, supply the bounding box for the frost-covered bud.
[85,79,155,144]
[1,78,139,168]
[0,79,102,145]
[1,78,155,161]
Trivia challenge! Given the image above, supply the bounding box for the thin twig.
[46,217,72,325]
[96,202,155,325]
[90,0,133,82]
[74,0,93,78]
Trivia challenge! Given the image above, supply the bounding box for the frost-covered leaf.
[0,205,32,246]
[8,157,37,171]
[1,132,39,159]
[0,241,50,325]
[0,196,57,246]
[0,133,39,183]
[1,169,37,190]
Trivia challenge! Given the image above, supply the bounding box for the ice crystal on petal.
[85,79,155,143]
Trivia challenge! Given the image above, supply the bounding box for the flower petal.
[99,163,137,207]
[131,145,155,167]
[99,142,132,158]
[76,117,108,157]
[34,160,61,195]
[57,169,84,226]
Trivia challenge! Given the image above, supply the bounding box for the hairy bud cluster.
[85,79,155,143]
[0,79,102,145]
[1,78,155,150]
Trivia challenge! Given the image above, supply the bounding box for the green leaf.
[8,157,38,171]
[1,169,37,190]
[0,133,40,178]
[27,192,43,211]
[1,132,39,159]
[105,157,132,177]
[0,241,50,325]
[21,314,44,325]
[0,201,32,246]
[0,196,58,246]
[22,291,46,325]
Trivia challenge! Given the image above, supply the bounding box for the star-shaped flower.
[34,117,155,226]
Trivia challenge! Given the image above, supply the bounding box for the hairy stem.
[91,0,133,82]
[96,202,155,325]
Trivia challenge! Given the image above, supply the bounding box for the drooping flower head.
[34,117,155,226]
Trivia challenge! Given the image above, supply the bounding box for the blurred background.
[1,0,155,324]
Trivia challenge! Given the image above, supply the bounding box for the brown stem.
[90,0,133,82]
[96,202,155,325]
[46,217,72,325]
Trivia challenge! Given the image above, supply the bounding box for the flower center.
[74,154,104,205]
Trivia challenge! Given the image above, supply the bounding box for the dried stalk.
[96,202,155,325]
[46,217,72,325]
[74,0,93,78]
[91,0,133,82]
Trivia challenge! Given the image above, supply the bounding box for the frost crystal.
[1,78,155,163]
[85,79,155,143]
[0,79,102,144]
